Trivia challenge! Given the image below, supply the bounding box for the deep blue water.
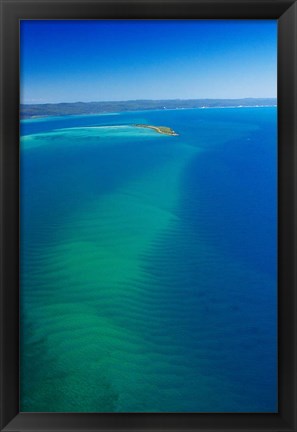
[20,107,277,412]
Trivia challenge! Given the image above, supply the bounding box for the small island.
[134,124,179,136]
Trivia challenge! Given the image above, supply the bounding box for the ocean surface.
[20,107,277,413]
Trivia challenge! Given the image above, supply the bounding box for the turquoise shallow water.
[20,107,277,412]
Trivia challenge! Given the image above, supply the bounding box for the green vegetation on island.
[134,124,179,136]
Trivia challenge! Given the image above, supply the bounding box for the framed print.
[0,1,296,432]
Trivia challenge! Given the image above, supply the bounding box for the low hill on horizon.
[21,98,277,119]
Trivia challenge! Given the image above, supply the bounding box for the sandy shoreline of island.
[133,124,179,136]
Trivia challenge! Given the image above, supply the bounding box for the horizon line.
[22,97,277,106]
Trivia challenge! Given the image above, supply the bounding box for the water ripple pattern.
[20,107,277,412]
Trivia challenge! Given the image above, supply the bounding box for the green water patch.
[20,127,198,412]
[21,125,162,150]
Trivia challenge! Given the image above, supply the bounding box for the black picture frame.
[1,1,297,431]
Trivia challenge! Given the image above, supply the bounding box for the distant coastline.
[21,98,277,119]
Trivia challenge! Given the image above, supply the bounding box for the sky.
[20,20,277,104]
